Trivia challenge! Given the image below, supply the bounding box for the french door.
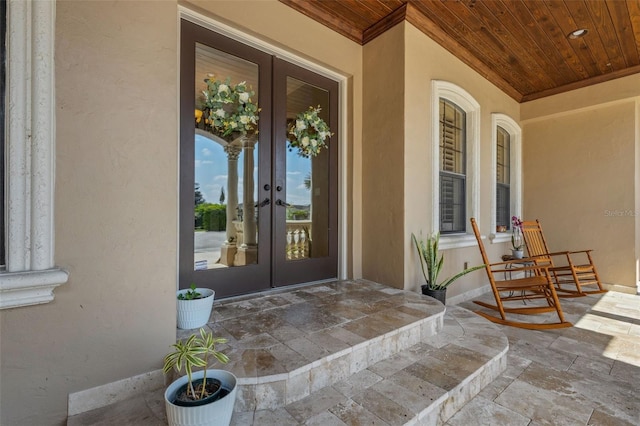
[179,21,338,298]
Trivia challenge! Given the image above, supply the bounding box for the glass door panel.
[284,77,330,261]
[180,21,272,298]
[194,43,260,271]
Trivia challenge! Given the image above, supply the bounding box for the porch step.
[230,305,508,425]
[194,280,446,411]
[66,280,508,425]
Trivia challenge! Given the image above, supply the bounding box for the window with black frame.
[1,0,6,269]
[496,126,510,229]
[439,99,466,234]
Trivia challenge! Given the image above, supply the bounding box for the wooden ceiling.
[280,0,640,102]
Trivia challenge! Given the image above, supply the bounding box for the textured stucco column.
[220,143,241,266]
[235,136,257,265]
[241,137,257,247]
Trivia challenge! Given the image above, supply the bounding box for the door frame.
[179,7,349,285]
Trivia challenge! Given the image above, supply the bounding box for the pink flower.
[511,216,523,229]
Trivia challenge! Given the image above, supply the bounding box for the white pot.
[165,369,237,426]
[511,249,524,259]
[176,288,215,330]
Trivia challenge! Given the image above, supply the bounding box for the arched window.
[491,113,522,243]
[431,81,480,248]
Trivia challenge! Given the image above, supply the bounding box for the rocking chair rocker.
[470,218,571,330]
[520,219,606,297]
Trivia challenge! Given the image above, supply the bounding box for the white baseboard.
[602,283,638,295]
[68,369,165,416]
[447,284,492,306]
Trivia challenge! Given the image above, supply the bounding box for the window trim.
[0,0,68,309]
[1,0,6,268]
[431,81,480,249]
[490,113,522,244]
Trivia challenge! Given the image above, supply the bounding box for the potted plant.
[511,216,524,259]
[163,328,237,426]
[177,284,215,330]
[411,232,484,304]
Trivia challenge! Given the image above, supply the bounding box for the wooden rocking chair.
[470,218,571,330]
[520,219,606,297]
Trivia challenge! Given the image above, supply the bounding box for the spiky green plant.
[163,328,229,400]
[411,232,484,290]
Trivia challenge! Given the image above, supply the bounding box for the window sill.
[489,233,511,244]
[0,269,69,310]
[439,234,481,250]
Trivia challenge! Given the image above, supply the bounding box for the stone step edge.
[234,309,446,410]
[417,342,508,425]
[419,306,509,424]
[235,305,509,423]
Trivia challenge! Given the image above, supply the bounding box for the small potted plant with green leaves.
[411,232,484,304]
[176,284,215,329]
[163,328,237,426]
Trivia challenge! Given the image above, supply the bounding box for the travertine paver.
[67,284,640,426]
[447,396,530,426]
[207,280,445,410]
[458,291,640,426]
[230,304,508,425]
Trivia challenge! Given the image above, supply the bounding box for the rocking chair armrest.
[531,251,570,257]
[531,250,593,259]
[490,256,550,267]
[566,249,593,255]
[490,264,550,274]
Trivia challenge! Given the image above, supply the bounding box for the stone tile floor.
[228,304,507,425]
[455,290,640,425]
[181,280,445,412]
[68,286,640,425]
[195,280,443,389]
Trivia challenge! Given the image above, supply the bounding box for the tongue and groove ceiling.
[279,0,640,102]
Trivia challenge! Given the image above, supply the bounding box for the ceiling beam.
[522,63,640,102]
[362,3,407,44]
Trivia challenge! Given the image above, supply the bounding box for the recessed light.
[568,29,588,39]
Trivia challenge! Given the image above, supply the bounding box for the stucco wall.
[0,1,179,424]
[405,24,520,298]
[0,1,363,424]
[360,20,518,293]
[522,85,640,291]
[361,24,406,288]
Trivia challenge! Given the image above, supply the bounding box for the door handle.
[275,199,291,207]
[255,198,270,208]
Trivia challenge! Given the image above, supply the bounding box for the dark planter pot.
[421,286,446,305]
[172,378,224,407]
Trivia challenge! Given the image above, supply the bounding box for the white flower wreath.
[195,76,260,141]
[287,106,332,158]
